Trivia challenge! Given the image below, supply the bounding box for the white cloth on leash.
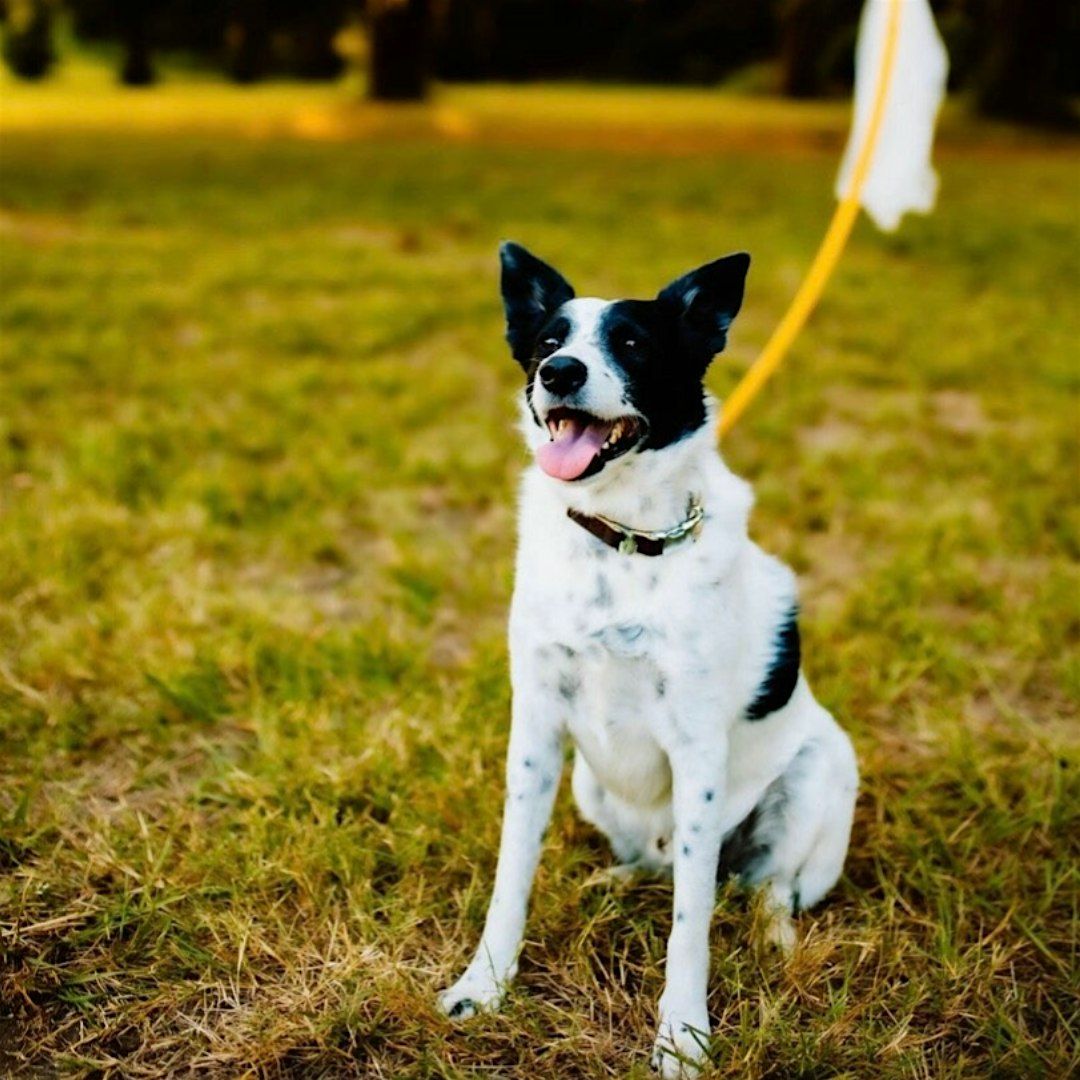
[835,0,949,232]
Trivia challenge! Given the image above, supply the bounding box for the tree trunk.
[779,0,824,98]
[2,0,56,81]
[368,0,430,101]
[226,0,270,84]
[975,0,1077,128]
[778,0,861,99]
[116,0,155,86]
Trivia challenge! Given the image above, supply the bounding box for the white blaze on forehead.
[560,298,612,349]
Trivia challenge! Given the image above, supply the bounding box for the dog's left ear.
[500,241,575,367]
[657,252,750,358]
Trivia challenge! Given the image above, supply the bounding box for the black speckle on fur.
[703,789,714,802]
[448,998,475,1018]
[745,605,801,721]
[676,910,685,923]
[592,574,613,608]
[557,673,579,702]
[523,758,534,769]
[682,844,692,857]
[655,676,667,698]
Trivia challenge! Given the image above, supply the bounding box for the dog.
[439,243,859,1077]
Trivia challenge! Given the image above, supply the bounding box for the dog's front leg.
[651,735,727,1078]
[439,674,563,1019]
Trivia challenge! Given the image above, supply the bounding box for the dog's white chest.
[562,626,674,807]
[510,458,755,811]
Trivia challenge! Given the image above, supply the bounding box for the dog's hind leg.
[720,714,857,951]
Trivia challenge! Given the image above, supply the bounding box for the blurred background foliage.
[2,0,1078,125]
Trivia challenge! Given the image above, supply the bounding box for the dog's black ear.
[499,242,575,366]
[657,252,750,358]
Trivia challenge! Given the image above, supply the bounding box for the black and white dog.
[439,243,858,1077]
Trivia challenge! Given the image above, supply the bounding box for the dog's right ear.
[499,242,575,367]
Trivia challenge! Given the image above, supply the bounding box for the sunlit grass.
[1,56,1077,1078]
[3,48,1059,150]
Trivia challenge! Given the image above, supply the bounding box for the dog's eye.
[537,337,560,358]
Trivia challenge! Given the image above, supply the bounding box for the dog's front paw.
[438,970,507,1020]
[650,1001,711,1078]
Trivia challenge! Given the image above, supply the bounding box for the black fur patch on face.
[745,605,800,721]
[594,300,709,451]
[522,313,572,424]
[589,252,750,452]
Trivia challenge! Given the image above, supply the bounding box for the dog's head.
[500,242,749,484]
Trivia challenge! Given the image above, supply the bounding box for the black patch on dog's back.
[745,606,800,721]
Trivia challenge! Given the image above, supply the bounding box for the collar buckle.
[567,495,704,558]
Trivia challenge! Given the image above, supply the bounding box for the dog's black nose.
[538,355,587,397]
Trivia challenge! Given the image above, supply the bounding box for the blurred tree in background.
[2,0,1077,126]
[974,0,1078,128]
[434,0,774,85]
[2,0,57,79]
[778,0,861,98]
[369,0,429,100]
[116,0,155,84]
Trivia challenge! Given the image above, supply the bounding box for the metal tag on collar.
[618,532,638,555]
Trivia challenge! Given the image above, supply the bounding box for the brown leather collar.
[566,496,704,557]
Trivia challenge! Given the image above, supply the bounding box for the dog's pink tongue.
[537,417,608,480]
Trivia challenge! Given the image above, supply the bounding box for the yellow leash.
[718,0,904,439]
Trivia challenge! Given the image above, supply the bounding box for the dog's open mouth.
[537,407,645,481]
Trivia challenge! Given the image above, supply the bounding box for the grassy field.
[1,61,1078,1079]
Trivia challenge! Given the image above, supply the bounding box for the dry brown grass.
[2,63,1078,1079]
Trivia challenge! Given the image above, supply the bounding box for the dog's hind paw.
[583,862,646,889]
[762,910,798,953]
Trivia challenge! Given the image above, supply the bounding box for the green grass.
[1,62,1078,1079]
